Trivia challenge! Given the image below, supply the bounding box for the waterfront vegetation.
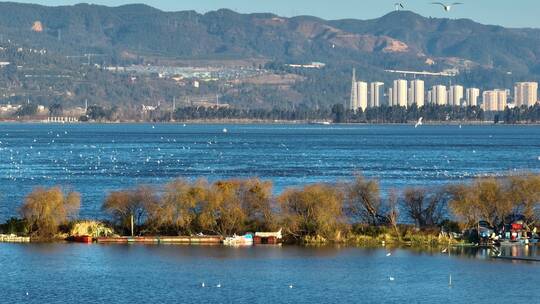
[2,174,540,246]
[77,103,540,124]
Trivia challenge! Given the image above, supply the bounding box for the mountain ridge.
[0,2,537,76]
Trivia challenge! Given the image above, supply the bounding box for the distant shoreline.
[0,119,531,126]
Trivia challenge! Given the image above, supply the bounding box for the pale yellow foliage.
[70,221,114,238]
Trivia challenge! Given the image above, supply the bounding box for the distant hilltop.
[0,2,540,113]
[0,3,537,76]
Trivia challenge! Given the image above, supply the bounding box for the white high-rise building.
[388,88,394,106]
[370,82,384,108]
[482,89,507,111]
[431,85,447,105]
[498,90,508,111]
[393,79,408,108]
[483,91,498,111]
[514,82,538,107]
[409,79,425,107]
[466,88,480,107]
[356,81,368,111]
[448,85,464,106]
[349,69,358,111]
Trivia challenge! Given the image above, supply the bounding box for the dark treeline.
[5,174,540,243]
[503,105,540,124]
[337,104,485,123]
[12,101,509,124]
[76,103,540,124]
[170,104,540,124]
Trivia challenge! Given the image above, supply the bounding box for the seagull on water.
[431,2,463,12]
[386,252,392,257]
[216,283,221,288]
[201,282,205,288]
[389,276,395,281]
[415,117,423,128]
[289,284,294,289]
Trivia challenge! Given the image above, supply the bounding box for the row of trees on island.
[4,174,540,242]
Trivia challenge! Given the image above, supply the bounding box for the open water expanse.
[2,123,540,303]
[1,244,540,304]
[1,123,540,220]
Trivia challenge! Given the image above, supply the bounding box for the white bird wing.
[431,2,447,8]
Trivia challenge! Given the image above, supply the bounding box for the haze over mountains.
[0,2,539,74]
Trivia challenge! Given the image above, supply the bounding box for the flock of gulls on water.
[199,282,294,289]
[0,123,529,199]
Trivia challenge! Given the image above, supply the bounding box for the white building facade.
[409,79,425,107]
[514,82,538,107]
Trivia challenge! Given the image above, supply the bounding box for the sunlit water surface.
[0,123,539,219]
[1,244,539,304]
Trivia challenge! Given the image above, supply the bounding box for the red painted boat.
[70,235,93,243]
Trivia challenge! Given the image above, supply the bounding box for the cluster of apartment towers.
[350,69,539,112]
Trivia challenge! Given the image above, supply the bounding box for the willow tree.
[20,187,81,238]
[197,180,247,236]
[278,184,345,240]
[402,187,447,228]
[102,186,158,235]
[150,179,208,235]
[507,175,540,225]
[449,178,510,227]
[345,175,385,226]
[448,184,483,229]
[450,176,540,227]
[240,178,276,232]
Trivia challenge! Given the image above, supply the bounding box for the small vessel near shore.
[474,218,540,248]
[309,121,331,125]
[223,234,253,246]
[223,229,283,246]
[69,235,93,243]
[254,229,283,245]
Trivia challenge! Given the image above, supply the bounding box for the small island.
[2,174,539,252]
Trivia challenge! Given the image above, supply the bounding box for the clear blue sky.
[12,0,540,28]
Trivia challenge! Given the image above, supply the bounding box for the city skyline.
[349,71,538,112]
[10,0,540,28]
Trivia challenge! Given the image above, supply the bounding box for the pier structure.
[0,234,30,243]
[46,116,79,123]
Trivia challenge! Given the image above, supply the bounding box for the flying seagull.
[431,2,463,12]
[414,117,423,128]
[394,3,404,11]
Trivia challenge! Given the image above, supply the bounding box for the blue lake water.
[1,123,540,220]
[2,123,540,303]
[1,244,539,304]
